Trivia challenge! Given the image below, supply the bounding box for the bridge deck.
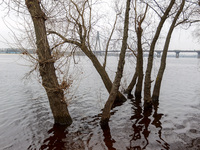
[94,50,200,53]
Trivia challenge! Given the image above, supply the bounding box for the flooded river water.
[0,54,200,150]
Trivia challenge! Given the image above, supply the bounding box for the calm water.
[0,54,200,150]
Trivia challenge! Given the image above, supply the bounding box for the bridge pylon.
[197,52,200,58]
[175,51,180,58]
[94,31,102,55]
[156,51,161,58]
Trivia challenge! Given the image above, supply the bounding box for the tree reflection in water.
[40,124,68,150]
[39,99,170,150]
[128,99,170,150]
[152,101,170,149]
[101,123,116,150]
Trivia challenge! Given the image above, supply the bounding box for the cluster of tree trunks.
[152,0,185,101]
[144,0,176,107]
[24,0,188,126]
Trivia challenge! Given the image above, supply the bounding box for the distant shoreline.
[0,53,198,58]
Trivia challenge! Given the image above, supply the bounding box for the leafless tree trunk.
[100,0,131,126]
[103,14,119,69]
[134,26,143,99]
[125,70,137,97]
[48,0,126,103]
[48,31,126,103]
[143,0,175,107]
[152,0,185,101]
[134,3,148,99]
[125,2,148,99]
[25,0,72,126]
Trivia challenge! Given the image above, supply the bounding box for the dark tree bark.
[152,0,185,101]
[143,0,175,106]
[134,4,148,99]
[81,45,126,103]
[25,0,72,126]
[47,1,127,104]
[125,70,138,96]
[135,26,143,99]
[100,0,131,126]
[49,32,126,104]
[125,3,147,98]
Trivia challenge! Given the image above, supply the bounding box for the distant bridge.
[92,31,200,58]
[94,50,200,58]
[153,50,200,58]
[1,48,200,58]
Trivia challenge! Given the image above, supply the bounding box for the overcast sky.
[0,2,199,50]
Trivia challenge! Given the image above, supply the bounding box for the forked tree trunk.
[125,3,147,99]
[100,0,130,126]
[135,27,143,99]
[25,0,72,126]
[152,0,185,101]
[143,0,175,106]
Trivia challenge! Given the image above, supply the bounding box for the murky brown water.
[0,55,200,150]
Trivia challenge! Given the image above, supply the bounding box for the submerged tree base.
[144,101,153,109]
[152,95,159,103]
[124,89,131,95]
[116,92,127,103]
[54,116,72,126]
[100,118,110,128]
[127,93,134,99]
[135,91,142,100]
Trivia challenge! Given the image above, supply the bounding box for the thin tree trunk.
[103,14,118,69]
[125,71,138,96]
[81,46,126,103]
[135,26,143,99]
[152,0,185,101]
[143,0,175,106]
[25,0,72,126]
[126,3,147,99]
[100,0,130,126]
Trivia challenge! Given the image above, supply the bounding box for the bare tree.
[143,0,175,107]
[47,0,126,103]
[125,0,148,99]
[25,0,72,126]
[152,0,185,101]
[153,0,200,101]
[100,0,131,126]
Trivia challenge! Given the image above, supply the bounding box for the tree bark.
[100,0,130,126]
[49,34,126,104]
[152,0,185,101]
[135,26,143,99]
[143,0,175,106]
[125,3,147,99]
[25,0,72,126]
[81,46,126,103]
[125,71,138,96]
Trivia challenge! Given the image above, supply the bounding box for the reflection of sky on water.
[0,55,200,149]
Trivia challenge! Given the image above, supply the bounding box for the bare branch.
[103,13,119,69]
[127,44,137,57]
[48,30,81,47]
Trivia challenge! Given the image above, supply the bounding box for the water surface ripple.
[0,55,200,150]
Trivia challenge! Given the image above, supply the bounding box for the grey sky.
[0,1,199,50]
